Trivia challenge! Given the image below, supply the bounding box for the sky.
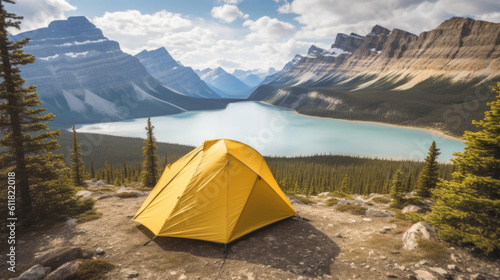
[8,0,500,72]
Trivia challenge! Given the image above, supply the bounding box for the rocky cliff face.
[14,17,228,124]
[251,17,500,135]
[195,67,251,98]
[260,17,500,90]
[135,48,220,98]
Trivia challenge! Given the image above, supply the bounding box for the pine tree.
[0,1,74,216]
[70,124,85,186]
[141,117,159,188]
[415,141,440,197]
[104,161,111,183]
[427,83,500,253]
[90,160,95,179]
[390,170,405,208]
[340,174,350,194]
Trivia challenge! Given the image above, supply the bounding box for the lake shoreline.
[262,103,464,142]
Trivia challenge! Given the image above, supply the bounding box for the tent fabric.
[134,139,296,244]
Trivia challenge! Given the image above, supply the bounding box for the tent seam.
[133,149,203,220]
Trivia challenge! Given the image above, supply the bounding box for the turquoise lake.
[76,102,465,162]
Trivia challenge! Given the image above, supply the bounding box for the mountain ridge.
[13,16,230,124]
[250,17,500,136]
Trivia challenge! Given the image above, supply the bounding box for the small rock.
[337,199,368,206]
[116,187,145,196]
[447,264,457,271]
[246,272,255,280]
[45,260,80,280]
[76,190,93,199]
[308,234,317,239]
[96,180,107,186]
[413,269,436,280]
[66,218,77,227]
[350,219,357,223]
[419,260,428,265]
[16,264,51,280]
[317,202,326,206]
[365,208,395,217]
[380,256,387,260]
[123,270,138,278]
[402,222,436,250]
[428,267,449,277]
[407,275,417,280]
[362,218,373,222]
[368,251,375,258]
[402,205,425,214]
[400,266,406,271]
[327,224,334,227]
[317,192,330,197]
[470,273,485,280]
[386,272,398,278]
[383,226,393,231]
[96,247,105,255]
[170,271,178,275]
[450,254,457,262]
[466,268,473,273]
[178,274,187,280]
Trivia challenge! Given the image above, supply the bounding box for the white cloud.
[211,5,249,23]
[219,0,243,3]
[282,0,500,40]
[243,16,295,42]
[7,0,76,33]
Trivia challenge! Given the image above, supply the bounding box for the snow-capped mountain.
[195,67,251,98]
[135,48,220,98]
[232,68,277,87]
[13,17,228,124]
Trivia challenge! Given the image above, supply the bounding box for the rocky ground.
[1,180,499,280]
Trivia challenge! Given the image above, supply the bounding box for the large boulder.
[39,247,82,270]
[402,204,425,214]
[76,190,93,199]
[45,260,80,280]
[403,222,436,250]
[337,200,368,206]
[365,208,395,217]
[15,264,51,280]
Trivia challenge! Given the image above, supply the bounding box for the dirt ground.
[2,192,499,280]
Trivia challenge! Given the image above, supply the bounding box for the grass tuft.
[336,204,367,215]
[325,198,339,206]
[77,210,103,223]
[288,194,315,204]
[371,197,391,204]
[74,259,115,280]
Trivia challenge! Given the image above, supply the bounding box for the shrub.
[336,205,367,215]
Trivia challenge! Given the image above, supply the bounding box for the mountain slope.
[251,17,500,136]
[135,48,220,98]
[195,67,251,98]
[13,16,229,124]
[232,68,277,87]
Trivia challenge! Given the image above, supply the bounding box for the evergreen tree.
[340,174,350,194]
[70,124,85,186]
[0,1,74,216]
[415,141,440,197]
[90,160,95,179]
[390,170,405,208]
[104,161,111,183]
[427,84,500,253]
[141,117,159,188]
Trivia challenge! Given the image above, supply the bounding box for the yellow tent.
[134,139,296,244]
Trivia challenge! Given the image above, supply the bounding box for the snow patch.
[56,39,108,47]
[65,51,89,58]
[39,54,59,61]
[83,90,121,117]
[131,82,187,112]
[62,90,86,113]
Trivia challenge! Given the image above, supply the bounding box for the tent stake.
[143,236,156,246]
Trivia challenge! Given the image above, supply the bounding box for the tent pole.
[143,236,156,246]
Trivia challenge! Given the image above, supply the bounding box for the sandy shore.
[290,110,464,142]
